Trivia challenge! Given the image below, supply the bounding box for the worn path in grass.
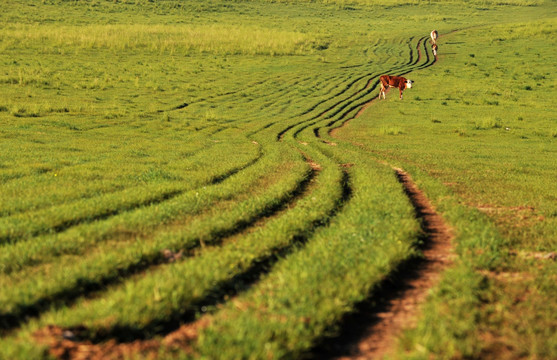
[315,33,455,360]
[314,168,454,360]
[32,155,326,359]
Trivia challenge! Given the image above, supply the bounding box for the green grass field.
[1,0,555,359]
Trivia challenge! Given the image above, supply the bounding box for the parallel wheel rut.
[314,32,455,360]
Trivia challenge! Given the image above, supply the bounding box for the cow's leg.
[379,83,386,99]
[399,88,403,100]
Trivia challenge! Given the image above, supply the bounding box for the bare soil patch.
[33,318,211,360]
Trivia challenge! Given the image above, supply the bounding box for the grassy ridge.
[0,143,308,327]
[0,137,259,244]
[194,142,420,359]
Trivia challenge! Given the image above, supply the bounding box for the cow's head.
[406,79,414,89]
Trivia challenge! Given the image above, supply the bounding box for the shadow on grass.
[0,158,318,337]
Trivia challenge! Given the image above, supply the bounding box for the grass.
[0,23,317,56]
[0,138,260,244]
[0,144,308,323]
[0,0,555,359]
[190,132,420,359]
[333,15,557,359]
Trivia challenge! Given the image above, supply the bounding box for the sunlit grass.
[334,17,556,359]
[0,0,555,359]
[0,23,317,55]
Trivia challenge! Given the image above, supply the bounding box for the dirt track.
[312,168,454,360]
[317,34,455,360]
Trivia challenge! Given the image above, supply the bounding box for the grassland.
[332,15,557,358]
[0,0,555,359]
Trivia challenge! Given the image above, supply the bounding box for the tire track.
[31,157,354,359]
[282,37,430,143]
[29,32,447,360]
[275,49,409,142]
[311,169,454,360]
[0,152,314,335]
[326,35,434,137]
[0,142,263,246]
[310,31,455,360]
[276,69,374,141]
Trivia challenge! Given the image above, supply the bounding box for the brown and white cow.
[378,75,413,100]
[431,30,439,56]
[430,30,438,44]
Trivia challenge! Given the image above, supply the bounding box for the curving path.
[316,34,454,360]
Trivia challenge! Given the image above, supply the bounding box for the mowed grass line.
[0,123,227,217]
[0,143,310,333]
[193,143,419,360]
[0,140,265,275]
[0,144,348,358]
